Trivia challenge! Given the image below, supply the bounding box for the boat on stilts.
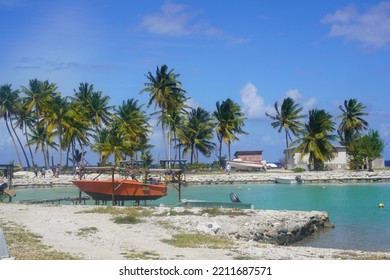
[71,161,184,206]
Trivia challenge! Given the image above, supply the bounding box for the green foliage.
[266,97,306,148]
[112,215,142,224]
[213,98,247,160]
[293,109,337,171]
[293,167,305,172]
[162,233,232,249]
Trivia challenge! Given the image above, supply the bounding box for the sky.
[1,0,390,166]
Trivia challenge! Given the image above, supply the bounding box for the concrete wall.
[284,146,348,170]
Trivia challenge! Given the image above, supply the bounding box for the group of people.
[33,164,60,178]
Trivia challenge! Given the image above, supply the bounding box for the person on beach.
[226,164,231,175]
[74,165,80,179]
[41,167,46,178]
[55,164,60,178]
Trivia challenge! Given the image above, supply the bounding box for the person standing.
[226,164,231,175]
[41,167,46,178]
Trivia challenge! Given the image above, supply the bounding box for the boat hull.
[71,179,167,201]
[227,160,265,171]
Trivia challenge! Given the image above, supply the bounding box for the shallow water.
[11,182,390,252]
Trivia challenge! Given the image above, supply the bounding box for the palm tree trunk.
[5,117,23,167]
[58,125,63,169]
[228,140,231,160]
[285,130,289,148]
[24,125,36,167]
[10,118,30,168]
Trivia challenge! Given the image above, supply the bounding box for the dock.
[19,195,92,205]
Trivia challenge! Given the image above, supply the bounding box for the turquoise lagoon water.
[11,182,390,252]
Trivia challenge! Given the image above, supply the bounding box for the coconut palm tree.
[0,84,24,167]
[140,65,187,161]
[179,107,216,164]
[14,99,36,167]
[44,95,75,169]
[266,97,306,148]
[114,98,151,160]
[213,98,247,161]
[72,83,113,131]
[358,130,384,171]
[92,120,133,165]
[337,98,369,148]
[21,79,59,167]
[27,120,58,168]
[62,101,91,167]
[292,109,337,171]
[89,91,113,130]
[21,79,58,119]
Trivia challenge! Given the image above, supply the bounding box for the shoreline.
[8,169,390,189]
[1,203,390,260]
[2,170,390,260]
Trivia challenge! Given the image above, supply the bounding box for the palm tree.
[213,98,247,161]
[91,128,111,165]
[89,91,113,130]
[21,79,59,168]
[92,120,133,165]
[62,101,91,167]
[27,120,58,167]
[72,83,113,131]
[358,130,384,171]
[114,98,151,160]
[0,84,24,167]
[14,99,36,167]
[44,95,74,169]
[21,79,58,119]
[266,97,306,148]
[292,109,337,171]
[337,98,369,148]
[179,107,216,164]
[140,65,187,161]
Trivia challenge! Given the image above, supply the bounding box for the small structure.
[232,150,263,163]
[284,146,348,170]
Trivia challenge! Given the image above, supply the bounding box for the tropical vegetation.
[0,65,249,171]
[292,109,337,171]
[265,97,306,148]
[266,96,384,171]
[1,66,385,173]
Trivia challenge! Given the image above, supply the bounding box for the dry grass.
[0,221,79,260]
[162,233,233,249]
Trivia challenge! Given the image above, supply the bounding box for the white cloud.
[322,2,390,49]
[140,2,193,36]
[240,82,272,120]
[285,89,316,113]
[138,1,246,43]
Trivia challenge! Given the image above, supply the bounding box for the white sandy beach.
[1,203,390,260]
[2,170,390,260]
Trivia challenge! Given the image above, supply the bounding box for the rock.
[196,222,221,235]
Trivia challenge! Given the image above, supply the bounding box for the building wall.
[234,151,263,163]
[284,146,348,170]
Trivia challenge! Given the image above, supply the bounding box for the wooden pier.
[19,195,92,205]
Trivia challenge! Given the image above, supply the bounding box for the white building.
[284,146,348,170]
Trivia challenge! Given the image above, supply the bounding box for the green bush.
[293,167,305,172]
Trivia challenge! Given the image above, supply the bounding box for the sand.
[2,170,390,260]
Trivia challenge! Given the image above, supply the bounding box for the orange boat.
[71,178,168,202]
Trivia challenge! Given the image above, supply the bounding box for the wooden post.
[111,167,116,206]
[178,171,181,203]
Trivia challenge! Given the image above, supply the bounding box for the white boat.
[275,175,304,184]
[226,159,266,171]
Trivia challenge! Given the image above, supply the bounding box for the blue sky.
[1,0,390,166]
